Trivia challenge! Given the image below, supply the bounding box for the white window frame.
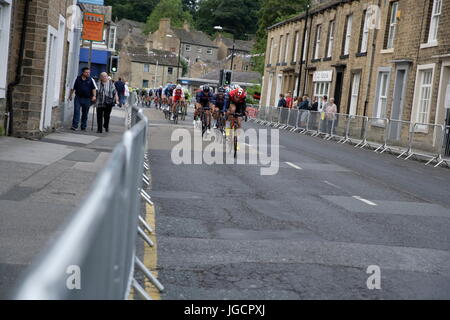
[207,48,212,55]
[349,73,361,115]
[327,21,335,58]
[314,25,322,59]
[108,25,117,51]
[268,37,274,64]
[284,33,290,63]
[293,31,299,63]
[41,25,59,130]
[386,1,398,49]
[360,10,370,53]
[374,71,390,119]
[302,32,308,62]
[53,15,65,105]
[412,64,436,131]
[144,64,150,73]
[185,44,191,51]
[314,81,330,111]
[343,15,353,56]
[0,0,12,99]
[428,0,441,44]
[197,47,202,54]
[277,35,284,63]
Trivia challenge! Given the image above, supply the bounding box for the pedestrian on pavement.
[69,68,97,131]
[96,72,119,134]
[115,77,126,107]
[324,97,337,135]
[286,92,293,108]
[311,96,319,111]
[278,94,287,108]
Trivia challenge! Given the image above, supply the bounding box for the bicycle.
[227,112,247,159]
[171,100,183,125]
[200,106,212,137]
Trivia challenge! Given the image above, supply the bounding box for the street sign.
[82,12,105,42]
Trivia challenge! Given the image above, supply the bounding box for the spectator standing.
[114,77,126,107]
[311,96,319,111]
[286,92,293,108]
[278,94,287,108]
[69,68,97,131]
[96,72,119,134]
[324,98,337,135]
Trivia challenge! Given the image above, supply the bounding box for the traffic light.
[110,55,119,73]
[219,69,233,86]
[224,70,232,86]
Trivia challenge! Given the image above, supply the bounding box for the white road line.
[286,162,303,170]
[324,180,341,189]
[352,196,377,206]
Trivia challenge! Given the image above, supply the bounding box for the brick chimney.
[183,21,190,32]
[159,18,170,32]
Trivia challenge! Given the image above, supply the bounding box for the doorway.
[390,65,408,140]
[334,70,344,113]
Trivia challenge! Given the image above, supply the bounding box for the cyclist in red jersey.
[171,85,184,120]
[226,86,248,129]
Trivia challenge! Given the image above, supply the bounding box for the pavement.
[145,106,450,300]
[0,107,127,299]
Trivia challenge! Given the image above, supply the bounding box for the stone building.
[214,35,255,72]
[261,0,450,155]
[1,0,82,138]
[117,46,180,89]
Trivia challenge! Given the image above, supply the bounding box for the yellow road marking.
[143,202,161,300]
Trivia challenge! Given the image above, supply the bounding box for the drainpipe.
[5,0,32,136]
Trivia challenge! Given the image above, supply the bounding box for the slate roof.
[220,38,255,53]
[127,47,179,66]
[173,28,217,48]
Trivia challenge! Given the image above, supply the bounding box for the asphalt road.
[144,106,450,300]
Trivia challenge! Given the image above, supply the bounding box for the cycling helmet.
[176,85,182,90]
[236,88,245,99]
[218,87,226,93]
[202,85,210,93]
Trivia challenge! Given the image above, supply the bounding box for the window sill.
[339,55,349,60]
[323,57,332,62]
[380,48,394,54]
[356,52,367,57]
[420,41,438,49]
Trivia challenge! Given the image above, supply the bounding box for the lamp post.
[214,26,236,71]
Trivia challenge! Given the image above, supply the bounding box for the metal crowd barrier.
[253,107,450,169]
[15,102,162,300]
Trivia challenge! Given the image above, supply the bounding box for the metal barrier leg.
[132,278,152,300]
[135,257,165,292]
[139,215,154,234]
[141,190,154,206]
[138,226,154,247]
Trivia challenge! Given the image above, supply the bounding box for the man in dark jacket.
[299,96,310,110]
[277,94,287,108]
[114,78,126,107]
[69,68,97,131]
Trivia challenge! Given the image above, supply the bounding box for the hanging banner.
[78,0,105,5]
[82,12,105,42]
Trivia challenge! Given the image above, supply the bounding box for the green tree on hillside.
[105,0,158,23]
[144,0,193,33]
[252,0,309,73]
[195,0,262,39]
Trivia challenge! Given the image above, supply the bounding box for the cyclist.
[226,85,248,130]
[171,85,185,120]
[195,85,214,133]
[212,87,228,131]
[155,86,163,109]
[182,87,191,118]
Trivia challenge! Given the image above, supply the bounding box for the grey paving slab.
[63,150,100,163]
[43,132,99,145]
[0,137,74,165]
